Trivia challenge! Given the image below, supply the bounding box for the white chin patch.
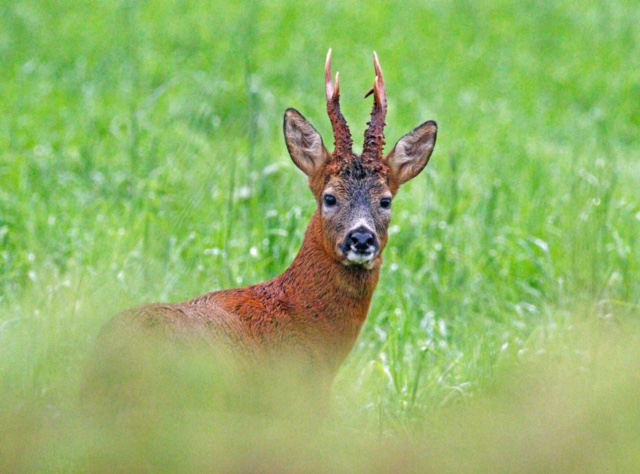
[345,251,376,268]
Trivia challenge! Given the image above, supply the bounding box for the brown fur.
[87,51,437,413]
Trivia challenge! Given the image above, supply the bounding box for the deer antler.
[325,49,353,156]
[362,51,387,160]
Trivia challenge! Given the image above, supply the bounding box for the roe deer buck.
[87,50,437,413]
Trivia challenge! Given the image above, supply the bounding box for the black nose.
[348,228,377,253]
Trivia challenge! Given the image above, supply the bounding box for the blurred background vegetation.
[1,0,639,471]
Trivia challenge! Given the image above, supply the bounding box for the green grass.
[1,0,640,471]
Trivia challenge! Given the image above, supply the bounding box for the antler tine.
[325,49,334,102]
[363,51,388,159]
[325,48,353,156]
[373,51,386,103]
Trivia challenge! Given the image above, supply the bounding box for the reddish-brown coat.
[172,212,378,379]
[87,51,438,413]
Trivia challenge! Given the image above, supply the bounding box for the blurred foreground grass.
[2,315,639,472]
[1,0,639,471]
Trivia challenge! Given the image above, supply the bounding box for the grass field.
[1,0,640,471]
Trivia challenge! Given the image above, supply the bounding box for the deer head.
[284,50,437,270]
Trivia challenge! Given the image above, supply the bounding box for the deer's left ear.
[385,120,437,185]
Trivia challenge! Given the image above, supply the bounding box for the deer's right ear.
[284,108,329,177]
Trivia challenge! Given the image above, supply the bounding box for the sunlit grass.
[1,0,639,470]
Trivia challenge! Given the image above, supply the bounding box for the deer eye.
[323,194,337,207]
[380,197,392,209]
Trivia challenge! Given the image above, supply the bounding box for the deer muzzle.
[340,225,379,268]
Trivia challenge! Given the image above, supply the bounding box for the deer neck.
[283,212,380,307]
[274,212,380,368]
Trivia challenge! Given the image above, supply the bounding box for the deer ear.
[284,108,329,177]
[386,121,437,185]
